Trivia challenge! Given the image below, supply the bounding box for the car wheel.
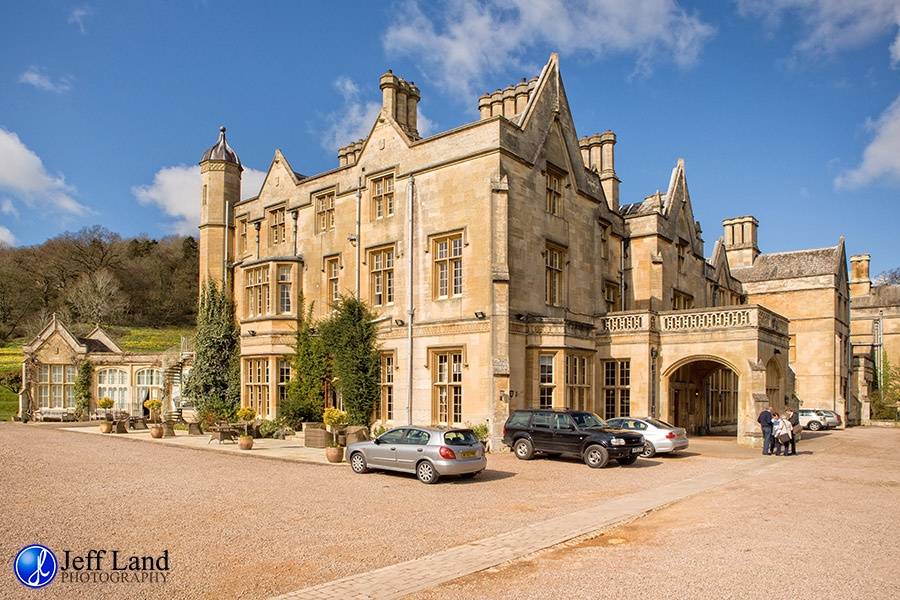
[583,444,609,469]
[640,442,656,458]
[416,460,439,484]
[808,421,822,432]
[514,438,534,460]
[617,454,638,466]
[350,452,369,474]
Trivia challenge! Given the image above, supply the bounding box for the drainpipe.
[407,174,416,425]
[355,175,362,298]
[619,239,626,311]
[223,199,230,290]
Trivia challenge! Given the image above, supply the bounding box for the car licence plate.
[631,447,641,454]
[461,450,476,458]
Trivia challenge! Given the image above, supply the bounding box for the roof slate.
[732,246,840,283]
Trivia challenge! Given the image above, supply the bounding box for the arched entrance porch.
[664,356,740,436]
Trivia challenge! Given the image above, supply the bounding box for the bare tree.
[66,269,127,325]
[875,267,900,285]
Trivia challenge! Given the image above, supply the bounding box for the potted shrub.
[97,397,114,433]
[144,398,162,423]
[236,406,256,450]
[323,407,349,463]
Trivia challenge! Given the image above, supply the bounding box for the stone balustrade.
[598,312,650,333]
[600,305,789,337]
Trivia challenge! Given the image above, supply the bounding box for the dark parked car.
[502,409,644,468]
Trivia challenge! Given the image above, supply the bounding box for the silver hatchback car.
[347,426,487,484]
[606,417,688,458]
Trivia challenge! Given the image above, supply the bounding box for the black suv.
[502,409,644,468]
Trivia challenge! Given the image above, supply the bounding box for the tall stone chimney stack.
[722,216,760,270]
[598,130,619,210]
[379,70,420,139]
[578,130,620,210]
[849,254,872,297]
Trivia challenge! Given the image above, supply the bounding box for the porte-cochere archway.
[663,356,740,436]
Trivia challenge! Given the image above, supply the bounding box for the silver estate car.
[347,426,487,484]
[606,417,688,458]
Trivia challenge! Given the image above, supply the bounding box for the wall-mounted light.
[394,319,405,327]
[474,311,486,320]
[248,330,256,336]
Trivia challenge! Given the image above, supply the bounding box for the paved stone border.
[59,425,342,467]
[272,457,777,600]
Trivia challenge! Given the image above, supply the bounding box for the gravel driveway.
[408,427,900,600]
[0,423,754,599]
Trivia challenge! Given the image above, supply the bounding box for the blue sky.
[1,1,899,276]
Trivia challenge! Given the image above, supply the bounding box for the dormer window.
[677,242,688,272]
[269,208,286,246]
[546,170,563,216]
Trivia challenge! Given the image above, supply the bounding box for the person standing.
[757,406,774,455]
[786,408,800,455]
[772,412,793,456]
[771,411,784,455]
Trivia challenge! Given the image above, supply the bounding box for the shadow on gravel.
[538,455,663,469]
[453,470,517,484]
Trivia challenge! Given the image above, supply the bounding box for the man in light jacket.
[757,407,774,455]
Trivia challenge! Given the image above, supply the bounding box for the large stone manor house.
[21,54,898,446]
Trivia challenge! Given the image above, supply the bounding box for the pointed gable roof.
[510,53,607,204]
[82,325,122,354]
[23,314,87,354]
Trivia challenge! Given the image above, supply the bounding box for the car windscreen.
[444,430,479,446]
[645,418,675,429]
[571,412,606,428]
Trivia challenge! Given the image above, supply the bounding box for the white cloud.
[321,77,383,152]
[133,165,266,235]
[68,6,92,34]
[835,93,900,188]
[0,225,15,246]
[383,0,715,97]
[0,128,85,214]
[0,198,18,217]
[738,0,900,66]
[18,66,73,93]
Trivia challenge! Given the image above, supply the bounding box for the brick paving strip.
[272,456,780,600]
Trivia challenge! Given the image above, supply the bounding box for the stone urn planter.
[325,446,344,463]
[238,435,254,450]
[99,420,113,434]
[149,424,164,439]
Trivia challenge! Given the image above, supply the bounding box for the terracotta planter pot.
[99,421,113,434]
[325,446,344,463]
[149,425,164,439]
[238,436,254,450]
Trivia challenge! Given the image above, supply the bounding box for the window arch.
[136,369,164,408]
[97,369,129,412]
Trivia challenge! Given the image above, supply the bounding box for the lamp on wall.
[394,319,405,327]
[474,311,486,320]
